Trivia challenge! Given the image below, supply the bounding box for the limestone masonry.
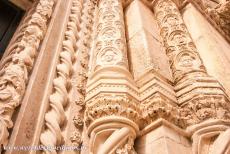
[0,0,230,153]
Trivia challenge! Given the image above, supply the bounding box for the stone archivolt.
[0,0,55,146]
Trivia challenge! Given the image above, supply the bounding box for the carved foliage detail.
[0,0,54,146]
[179,95,230,126]
[141,93,186,128]
[85,94,141,126]
[205,0,230,36]
[69,0,96,147]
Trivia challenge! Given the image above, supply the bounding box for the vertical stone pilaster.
[39,0,83,153]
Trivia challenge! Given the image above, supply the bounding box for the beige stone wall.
[1,0,230,154]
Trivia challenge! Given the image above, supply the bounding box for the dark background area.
[0,0,24,59]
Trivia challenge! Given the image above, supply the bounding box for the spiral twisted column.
[39,0,82,153]
[153,0,230,153]
[85,0,140,153]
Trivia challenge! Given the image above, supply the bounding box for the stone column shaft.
[92,0,128,71]
[153,0,206,83]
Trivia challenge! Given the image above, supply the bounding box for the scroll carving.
[192,123,230,154]
[89,124,137,154]
[0,0,55,146]
[40,0,82,153]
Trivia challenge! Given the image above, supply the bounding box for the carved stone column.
[85,0,140,153]
[153,0,230,153]
[90,0,128,71]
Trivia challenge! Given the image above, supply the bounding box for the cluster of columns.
[85,0,230,153]
[1,0,230,153]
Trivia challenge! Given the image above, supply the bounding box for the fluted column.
[85,0,140,153]
[153,0,230,153]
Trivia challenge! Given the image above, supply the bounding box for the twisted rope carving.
[70,0,96,147]
[40,0,82,153]
[0,0,54,146]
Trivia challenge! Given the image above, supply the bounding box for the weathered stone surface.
[1,0,230,153]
